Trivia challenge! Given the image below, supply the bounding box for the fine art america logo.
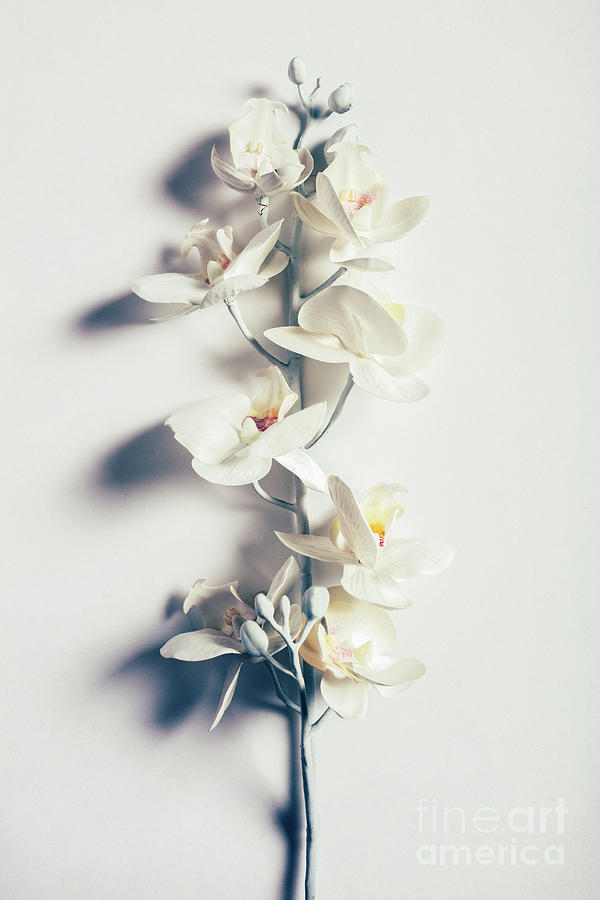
[416,798,567,866]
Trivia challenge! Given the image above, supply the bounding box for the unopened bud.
[240,620,269,657]
[280,594,291,620]
[288,57,308,85]
[328,83,354,114]
[254,592,275,620]
[301,586,330,620]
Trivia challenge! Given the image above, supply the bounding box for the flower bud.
[254,592,275,620]
[328,83,354,114]
[288,57,308,85]
[240,620,269,657]
[301,586,330,620]
[280,594,291,620]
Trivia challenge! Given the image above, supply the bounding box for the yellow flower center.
[244,406,279,432]
[338,186,376,218]
[369,520,386,547]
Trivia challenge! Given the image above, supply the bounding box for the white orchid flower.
[265,284,445,403]
[165,366,327,490]
[292,142,429,271]
[276,476,454,608]
[211,98,313,196]
[161,557,302,730]
[131,219,287,319]
[300,586,425,719]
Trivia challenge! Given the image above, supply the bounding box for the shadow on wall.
[78,103,312,900]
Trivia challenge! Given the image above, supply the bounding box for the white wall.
[2,1,599,897]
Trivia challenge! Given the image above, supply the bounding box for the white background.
[2,1,599,897]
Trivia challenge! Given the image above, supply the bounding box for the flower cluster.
[134,60,453,728]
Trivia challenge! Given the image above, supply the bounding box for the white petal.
[192,453,271,485]
[359,483,407,537]
[370,196,430,243]
[323,142,381,197]
[350,358,431,402]
[326,586,397,654]
[209,657,244,730]
[328,475,378,567]
[316,174,362,246]
[226,221,283,278]
[294,148,314,186]
[275,531,354,565]
[291,192,340,237]
[330,239,395,271]
[165,394,249,464]
[160,628,243,661]
[356,657,426,687]
[267,556,300,604]
[250,366,296,418]
[341,566,412,609]
[248,403,326,457]
[320,669,369,719]
[132,273,209,305]
[378,539,455,578]
[299,286,406,356]
[228,98,290,170]
[259,248,289,279]
[275,448,328,493]
[381,305,446,376]
[183,578,240,620]
[211,147,256,192]
[204,274,268,304]
[265,326,356,364]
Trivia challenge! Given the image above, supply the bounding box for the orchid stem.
[306,373,354,449]
[264,657,301,714]
[224,297,288,368]
[300,266,347,302]
[252,480,295,512]
[311,707,333,731]
[286,116,319,898]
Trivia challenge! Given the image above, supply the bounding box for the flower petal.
[350,358,431,402]
[160,628,243,661]
[226,220,283,278]
[259,247,289,279]
[378,539,455,578]
[211,147,257,192]
[291,192,340,237]
[131,273,209,305]
[267,556,300,605]
[355,657,426,687]
[264,326,356,364]
[295,148,314,186]
[330,238,395,272]
[192,453,271,486]
[248,403,326,458]
[209,657,244,730]
[183,578,240,620]
[328,475,378,568]
[204,274,269,304]
[299,286,407,356]
[326,586,397,654]
[274,531,353,565]
[275,448,328,493]
[320,669,369,719]
[315,174,362,246]
[380,305,446,376]
[250,366,296,418]
[341,565,412,609]
[369,196,430,243]
[165,394,250,464]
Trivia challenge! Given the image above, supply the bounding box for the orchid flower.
[291,141,429,271]
[211,98,313,196]
[131,219,287,319]
[276,476,454,608]
[265,284,445,403]
[166,366,327,490]
[161,557,301,729]
[300,585,426,719]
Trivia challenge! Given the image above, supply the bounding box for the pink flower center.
[244,406,279,432]
[339,187,376,218]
